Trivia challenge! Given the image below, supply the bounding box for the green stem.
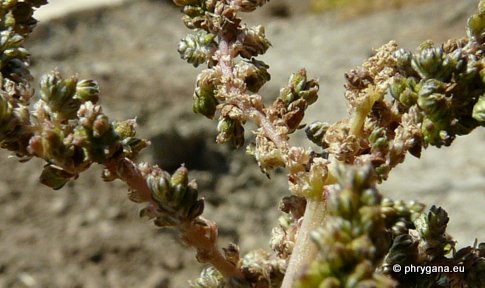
[281,92,374,286]
[281,198,326,288]
[350,86,383,137]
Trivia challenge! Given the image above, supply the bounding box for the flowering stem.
[246,106,289,150]
[281,198,326,288]
[282,99,372,286]
[105,158,154,204]
[350,87,382,137]
[105,158,242,279]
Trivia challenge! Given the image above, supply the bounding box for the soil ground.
[0,0,484,287]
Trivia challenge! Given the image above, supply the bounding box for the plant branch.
[281,197,327,288]
[104,157,243,279]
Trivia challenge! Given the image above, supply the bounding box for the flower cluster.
[1,0,485,287]
[173,1,485,286]
[141,165,204,227]
[297,167,396,287]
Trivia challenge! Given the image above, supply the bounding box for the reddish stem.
[182,218,243,278]
[217,37,289,151]
[104,158,242,279]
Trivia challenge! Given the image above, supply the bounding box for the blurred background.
[0,0,484,287]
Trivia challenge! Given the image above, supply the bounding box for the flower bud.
[216,117,244,148]
[368,127,387,150]
[393,48,414,76]
[418,92,448,118]
[177,185,198,219]
[234,58,270,92]
[417,79,449,119]
[113,119,137,139]
[75,79,99,103]
[167,184,187,209]
[191,267,224,288]
[121,137,150,159]
[389,76,418,107]
[383,234,418,273]
[411,47,453,81]
[305,121,330,148]
[235,25,270,59]
[279,69,319,106]
[92,115,110,137]
[415,205,448,240]
[193,81,218,119]
[421,117,453,147]
[467,13,485,41]
[178,30,217,67]
[479,1,485,14]
[360,188,381,206]
[170,166,189,187]
[40,72,82,121]
[3,46,28,58]
[187,199,204,220]
[147,173,171,205]
[346,260,374,287]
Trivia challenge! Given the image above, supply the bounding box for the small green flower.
[145,167,203,224]
[389,76,418,107]
[147,172,171,204]
[178,30,217,67]
[411,47,453,81]
[170,166,189,187]
[393,48,414,76]
[305,121,330,148]
[216,117,244,148]
[235,25,271,59]
[193,81,218,119]
[235,58,270,92]
[279,69,319,106]
[74,79,99,103]
[467,12,485,40]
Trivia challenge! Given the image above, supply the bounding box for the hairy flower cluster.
[297,167,395,287]
[307,12,485,181]
[24,69,149,189]
[174,0,271,120]
[173,1,485,286]
[140,165,204,227]
[297,167,485,288]
[0,0,47,156]
[1,2,244,283]
[0,2,145,189]
[381,205,485,287]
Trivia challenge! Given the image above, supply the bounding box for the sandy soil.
[0,0,484,287]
